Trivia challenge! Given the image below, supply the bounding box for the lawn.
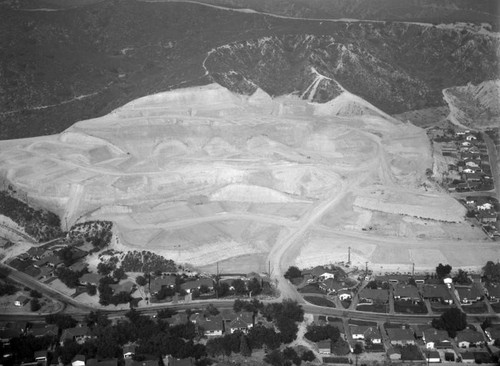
[304,296,335,308]
[298,284,325,294]
[430,303,454,313]
[462,301,488,314]
[490,301,500,313]
[394,301,428,314]
[356,303,389,313]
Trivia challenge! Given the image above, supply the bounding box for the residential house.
[60,326,92,345]
[387,347,401,361]
[486,283,500,302]
[109,280,136,295]
[123,344,136,359]
[358,288,389,304]
[27,247,46,260]
[27,324,58,338]
[14,295,29,307]
[425,350,441,363]
[317,340,331,354]
[350,325,382,344]
[456,329,485,348]
[180,278,214,294]
[34,350,48,362]
[412,324,432,340]
[165,313,189,326]
[193,314,223,337]
[393,285,421,303]
[423,329,451,349]
[337,290,352,301]
[477,210,497,223]
[37,266,53,280]
[79,273,103,286]
[87,359,118,366]
[0,328,21,345]
[465,135,477,141]
[461,351,475,363]
[386,328,416,346]
[163,355,195,366]
[456,283,484,304]
[130,360,158,366]
[149,276,176,295]
[227,312,253,334]
[319,278,345,293]
[71,355,86,366]
[68,262,87,272]
[34,255,64,269]
[421,284,453,304]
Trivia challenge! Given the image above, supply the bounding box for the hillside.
[0,0,498,139]
[443,80,500,128]
[153,0,500,30]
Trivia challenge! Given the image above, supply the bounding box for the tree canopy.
[432,307,467,338]
[436,263,452,279]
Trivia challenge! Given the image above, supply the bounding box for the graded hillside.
[443,79,500,128]
[0,0,498,139]
[0,84,492,272]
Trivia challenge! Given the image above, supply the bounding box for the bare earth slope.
[443,79,500,128]
[0,84,494,274]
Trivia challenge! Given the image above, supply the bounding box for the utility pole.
[365,261,368,276]
[348,247,351,264]
[412,262,415,277]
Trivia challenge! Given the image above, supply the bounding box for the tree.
[113,267,126,281]
[30,298,41,312]
[247,277,262,296]
[232,279,247,295]
[45,314,77,329]
[214,281,230,297]
[332,339,350,356]
[264,349,284,366]
[87,283,97,296]
[136,275,147,287]
[401,344,423,360]
[85,311,111,328]
[483,261,500,283]
[276,315,298,344]
[438,308,467,337]
[436,263,452,279]
[240,335,251,357]
[204,303,219,316]
[301,350,315,362]
[284,266,302,280]
[30,289,42,298]
[453,269,472,285]
[97,262,115,276]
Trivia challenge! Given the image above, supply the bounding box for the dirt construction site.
[0,83,497,278]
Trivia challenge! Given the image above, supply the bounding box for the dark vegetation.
[0,190,62,242]
[483,261,500,284]
[121,250,176,273]
[431,307,467,338]
[175,0,500,30]
[29,301,305,365]
[0,0,498,139]
[68,221,113,250]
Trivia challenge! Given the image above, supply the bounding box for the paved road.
[483,132,500,203]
